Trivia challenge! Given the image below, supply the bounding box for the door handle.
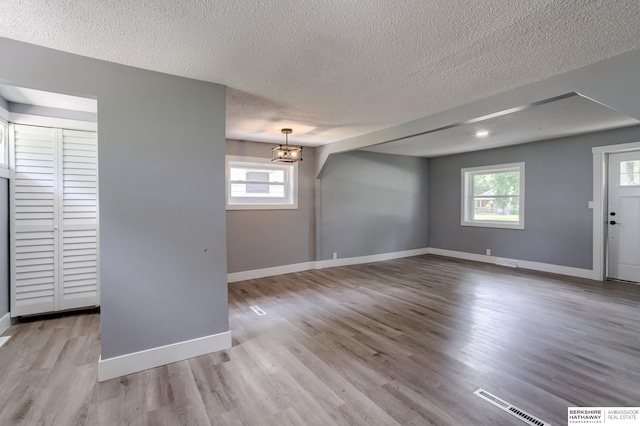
[609,221,621,225]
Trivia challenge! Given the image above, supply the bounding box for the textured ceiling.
[361,94,640,157]
[0,1,638,146]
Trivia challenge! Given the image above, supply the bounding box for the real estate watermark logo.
[568,408,640,425]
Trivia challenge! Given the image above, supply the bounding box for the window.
[0,121,7,168]
[461,162,524,229]
[226,155,298,210]
[619,160,640,186]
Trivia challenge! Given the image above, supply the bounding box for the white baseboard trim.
[427,247,594,280]
[0,313,11,336]
[427,248,491,264]
[316,248,430,269]
[516,259,593,279]
[226,246,593,282]
[228,248,432,282]
[228,261,316,283]
[98,330,231,382]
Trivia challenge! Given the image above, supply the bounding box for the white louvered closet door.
[10,124,99,316]
[10,125,59,316]
[60,129,99,310]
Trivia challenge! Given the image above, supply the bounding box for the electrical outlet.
[333,252,338,260]
[486,249,491,256]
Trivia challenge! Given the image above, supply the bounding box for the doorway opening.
[0,83,99,318]
[592,142,640,282]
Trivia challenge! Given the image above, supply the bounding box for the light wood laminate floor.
[1,255,640,425]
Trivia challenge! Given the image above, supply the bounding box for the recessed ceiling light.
[476,130,489,137]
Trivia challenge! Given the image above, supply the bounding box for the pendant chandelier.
[272,128,303,162]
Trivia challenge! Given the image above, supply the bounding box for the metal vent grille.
[250,305,266,316]
[474,389,552,426]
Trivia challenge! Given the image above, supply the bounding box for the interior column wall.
[0,37,229,360]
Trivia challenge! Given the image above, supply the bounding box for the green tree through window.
[473,171,520,219]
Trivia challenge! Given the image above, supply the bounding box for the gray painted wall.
[429,124,640,270]
[0,37,228,359]
[320,151,429,260]
[0,178,8,318]
[226,139,316,273]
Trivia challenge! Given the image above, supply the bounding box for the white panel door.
[10,124,59,316]
[607,151,640,282]
[59,129,99,310]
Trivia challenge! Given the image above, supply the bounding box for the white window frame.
[0,101,8,170]
[226,155,298,210]
[461,162,525,229]
[0,118,8,178]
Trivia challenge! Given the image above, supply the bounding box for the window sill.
[226,204,298,211]
[461,221,524,230]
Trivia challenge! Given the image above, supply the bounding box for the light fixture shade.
[272,128,303,162]
[271,144,303,162]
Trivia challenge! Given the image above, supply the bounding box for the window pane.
[473,196,520,221]
[473,171,520,196]
[621,160,640,173]
[620,161,640,186]
[246,171,269,193]
[230,183,285,198]
[268,170,284,183]
[230,166,285,183]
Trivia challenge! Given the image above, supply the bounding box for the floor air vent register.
[474,388,552,426]
[250,305,266,316]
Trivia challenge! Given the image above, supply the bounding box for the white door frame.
[592,141,640,281]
